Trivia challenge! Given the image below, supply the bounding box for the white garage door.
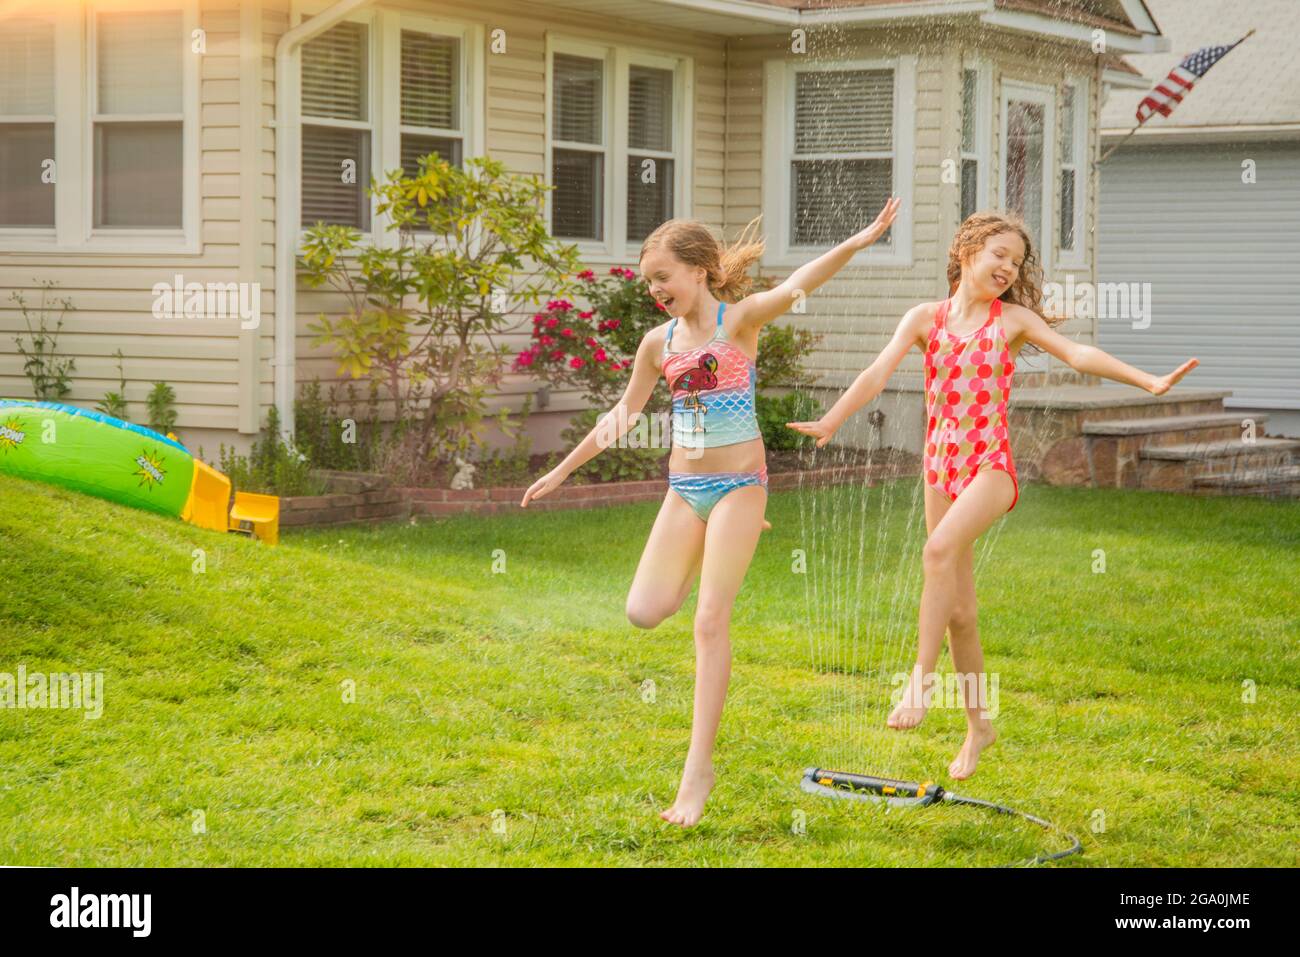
[1098,141,1300,410]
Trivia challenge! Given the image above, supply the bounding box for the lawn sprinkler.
[800,767,1083,865]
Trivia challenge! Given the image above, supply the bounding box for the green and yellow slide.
[0,399,278,544]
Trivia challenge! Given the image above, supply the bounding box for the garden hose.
[801,768,1083,866]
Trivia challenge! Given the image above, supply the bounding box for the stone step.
[1137,438,1300,491]
[1193,464,1300,497]
[1082,412,1267,437]
[1140,437,1300,461]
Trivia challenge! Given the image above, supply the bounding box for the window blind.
[628,65,671,152]
[0,17,54,116]
[401,31,457,130]
[97,11,182,115]
[302,126,370,230]
[794,69,892,153]
[553,53,602,145]
[302,21,367,121]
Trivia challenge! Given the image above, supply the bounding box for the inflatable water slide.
[0,400,279,544]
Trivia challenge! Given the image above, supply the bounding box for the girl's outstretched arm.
[520,331,662,507]
[786,305,930,448]
[734,197,901,335]
[1002,303,1198,394]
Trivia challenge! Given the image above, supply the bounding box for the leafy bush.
[300,154,581,471]
[146,382,178,436]
[216,405,325,497]
[560,407,666,484]
[293,378,385,473]
[756,391,824,451]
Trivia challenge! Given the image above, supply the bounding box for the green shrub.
[146,382,178,436]
[294,378,385,473]
[216,405,326,497]
[560,407,666,484]
[756,391,823,451]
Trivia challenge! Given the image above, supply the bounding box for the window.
[0,17,55,228]
[960,69,978,221]
[626,65,674,243]
[301,20,371,230]
[400,29,462,173]
[93,10,184,229]
[1000,81,1054,274]
[545,40,689,253]
[551,52,605,241]
[1059,79,1087,265]
[789,67,893,247]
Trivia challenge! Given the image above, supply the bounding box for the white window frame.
[0,1,200,254]
[617,48,692,258]
[959,57,991,222]
[762,55,915,269]
[544,33,693,261]
[1057,75,1088,269]
[293,2,484,248]
[296,6,380,240]
[999,78,1055,278]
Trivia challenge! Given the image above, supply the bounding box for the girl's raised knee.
[626,600,664,630]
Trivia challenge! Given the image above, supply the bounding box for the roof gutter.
[273,0,374,440]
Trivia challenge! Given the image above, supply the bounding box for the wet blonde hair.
[639,215,766,303]
[946,211,1063,352]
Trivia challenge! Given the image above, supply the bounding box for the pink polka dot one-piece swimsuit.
[923,296,1019,511]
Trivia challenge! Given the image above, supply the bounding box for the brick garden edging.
[279,469,409,528]
[278,462,918,527]
[399,460,917,517]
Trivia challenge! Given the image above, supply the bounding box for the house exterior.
[0,0,1165,459]
[1097,0,1300,438]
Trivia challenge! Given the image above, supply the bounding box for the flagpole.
[1096,28,1257,166]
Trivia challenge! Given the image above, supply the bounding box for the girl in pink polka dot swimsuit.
[789,212,1197,781]
[924,296,1019,510]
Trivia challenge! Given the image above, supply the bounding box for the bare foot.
[887,671,928,729]
[887,700,926,729]
[761,518,772,531]
[948,722,997,780]
[659,767,715,827]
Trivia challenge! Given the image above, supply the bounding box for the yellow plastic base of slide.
[228,491,280,547]
[179,457,281,547]
[181,459,234,533]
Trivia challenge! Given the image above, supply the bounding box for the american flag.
[1135,36,1249,124]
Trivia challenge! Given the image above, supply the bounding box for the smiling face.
[639,246,705,317]
[965,229,1026,298]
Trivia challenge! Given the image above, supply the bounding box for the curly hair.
[639,215,766,303]
[946,211,1065,354]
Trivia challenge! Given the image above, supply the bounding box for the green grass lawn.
[1,471,1296,866]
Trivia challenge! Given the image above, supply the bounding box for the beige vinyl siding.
[0,0,273,454]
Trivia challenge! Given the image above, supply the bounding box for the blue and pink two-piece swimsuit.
[661,301,767,522]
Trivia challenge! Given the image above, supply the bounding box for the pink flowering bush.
[513,266,671,410]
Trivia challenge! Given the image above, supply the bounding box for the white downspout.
[273,0,374,440]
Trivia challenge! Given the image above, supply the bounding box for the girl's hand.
[786,418,839,448]
[1148,358,1199,396]
[850,197,901,251]
[520,466,568,507]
